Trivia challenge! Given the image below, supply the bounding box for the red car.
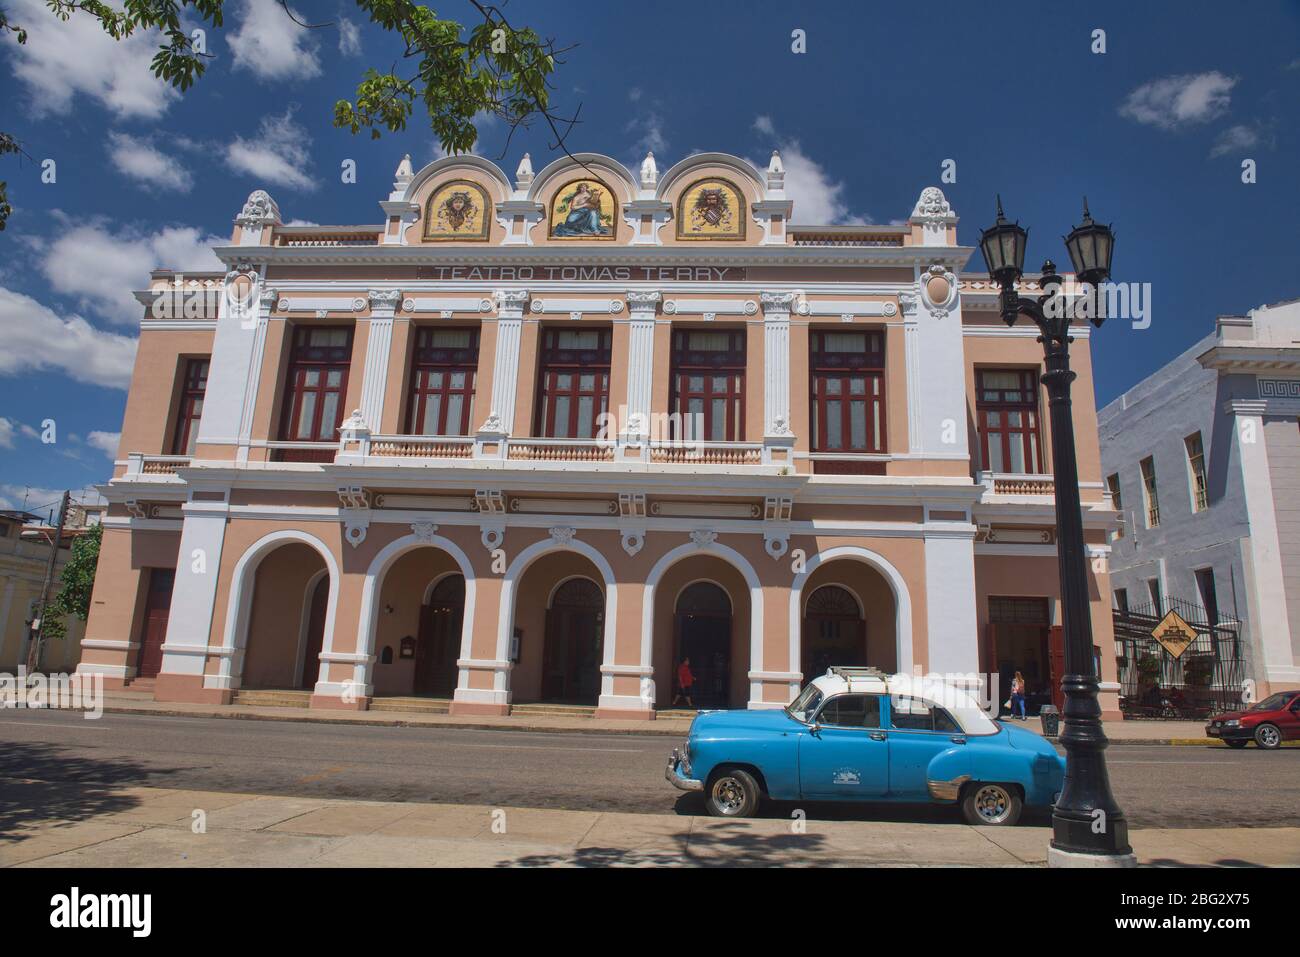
[1206,690,1300,749]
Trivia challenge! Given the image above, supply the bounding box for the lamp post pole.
[981,200,1135,866]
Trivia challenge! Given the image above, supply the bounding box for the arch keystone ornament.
[549,526,577,546]
[410,522,439,544]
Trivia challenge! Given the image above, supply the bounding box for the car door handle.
[869,731,886,741]
[950,735,967,744]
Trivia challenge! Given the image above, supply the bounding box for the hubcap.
[1259,726,1280,747]
[973,785,1012,824]
[711,776,746,815]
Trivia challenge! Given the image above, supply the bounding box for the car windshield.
[1250,693,1293,712]
[785,684,823,724]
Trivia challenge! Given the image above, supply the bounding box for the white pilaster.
[622,291,660,438]
[198,274,272,464]
[922,523,980,674]
[482,290,528,434]
[157,501,230,678]
[358,290,399,430]
[760,291,794,437]
[904,260,969,461]
[1229,401,1298,685]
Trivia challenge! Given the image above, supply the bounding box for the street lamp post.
[978,197,1135,866]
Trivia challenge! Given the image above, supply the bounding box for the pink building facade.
[77,150,1122,719]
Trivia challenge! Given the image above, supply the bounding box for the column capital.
[367,289,402,317]
[760,290,797,315]
[626,290,661,313]
[494,289,530,315]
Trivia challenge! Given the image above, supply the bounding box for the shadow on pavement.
[498,826,836,868]
[0,741,179,842]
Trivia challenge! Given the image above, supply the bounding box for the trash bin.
[1039,705,1060,738]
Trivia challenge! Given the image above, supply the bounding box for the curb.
[101,705,689,737]
[94,703,1283,745]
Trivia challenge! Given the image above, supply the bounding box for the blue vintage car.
[666,667,1065,825]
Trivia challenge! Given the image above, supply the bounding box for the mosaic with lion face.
[424,179,490,241]
[678,178,746,240]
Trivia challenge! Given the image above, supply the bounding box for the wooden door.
[135,568,175,678]
[1048,625,1065,712]
[299,576,328,690]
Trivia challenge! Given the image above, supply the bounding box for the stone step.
[369,696,452,714]
[231,689,312,709]
[510,703,597,717]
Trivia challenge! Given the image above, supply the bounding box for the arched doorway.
[802,584,866,685]
[674,582,732,710]
[415,574,464,696]
[298,572,329,690]
[240,541,330,690]
[542,577,604,704]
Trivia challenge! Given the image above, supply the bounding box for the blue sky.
[1,0,1297,514]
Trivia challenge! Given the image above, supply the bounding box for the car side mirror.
[809,722,821,735]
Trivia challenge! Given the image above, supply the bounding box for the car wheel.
[961,782,1023,826]
[1224,739,1249,749]
[1254,723,1282,750]
[706,768,761,818]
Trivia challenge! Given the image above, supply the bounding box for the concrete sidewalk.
[85,692,1246,745]
[2,779,1295,868]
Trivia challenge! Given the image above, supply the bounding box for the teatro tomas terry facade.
[76,149,1122,719]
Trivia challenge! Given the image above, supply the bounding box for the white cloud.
[628,87,643,102]
[0,286,137,390]
[1209,122,1274,158]
[749,119,869,225]
[228,0,322,81]
[107,132,195,192]
[1118,71,1237,130]
[86,430,121,457]
[3,0,180,119]
[626,112,668,157]
[338,18,362,57]
[225,109,318,190]
[0,418,15,449]
[38,216,225,325]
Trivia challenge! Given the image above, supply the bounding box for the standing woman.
[1010,671,1027,719]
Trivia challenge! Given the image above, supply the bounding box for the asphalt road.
[2,710,1297,830]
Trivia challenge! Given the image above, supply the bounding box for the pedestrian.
[1010,670,1027,719]
[673,656,695,709]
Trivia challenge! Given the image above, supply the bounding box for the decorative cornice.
[212,243,976,271]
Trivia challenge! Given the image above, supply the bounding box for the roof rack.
[826,666,888,680]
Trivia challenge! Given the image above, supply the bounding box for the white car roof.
[808,668,998,735]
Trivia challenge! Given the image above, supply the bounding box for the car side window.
[816,694,882,729]
[890,695,961,733]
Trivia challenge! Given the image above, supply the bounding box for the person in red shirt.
[673,657,695,709]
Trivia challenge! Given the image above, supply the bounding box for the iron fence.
[1114,595,1245,720]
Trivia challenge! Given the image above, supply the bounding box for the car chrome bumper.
[926,774,970,802]
[665,748,702,792]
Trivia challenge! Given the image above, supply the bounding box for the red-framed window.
[534,328,611,439]
[809,330,886,453]
[976,369,1042,474]
[171,357,209,455]
[279,326,353,443]
[669,328,746,442]
[406,327,480,435]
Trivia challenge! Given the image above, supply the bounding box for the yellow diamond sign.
[1151,610,1196,659]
